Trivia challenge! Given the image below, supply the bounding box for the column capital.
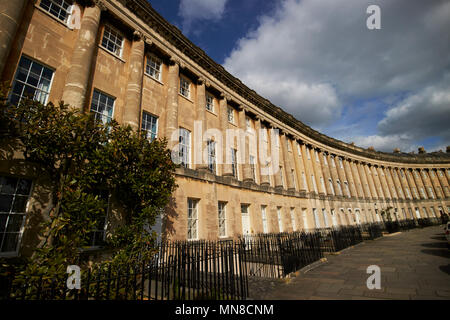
[93,0,107,11]
[133,30,144,42]
[220,92,231,101]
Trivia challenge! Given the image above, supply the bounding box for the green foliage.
[0,84,177,292]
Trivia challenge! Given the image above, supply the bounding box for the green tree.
[0,85,177,294]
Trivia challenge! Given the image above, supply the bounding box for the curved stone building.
[0,0,449,256]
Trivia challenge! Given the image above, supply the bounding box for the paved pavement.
[249,225,450,300]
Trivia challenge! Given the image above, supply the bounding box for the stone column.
[220,94,233,176]
[122,31,145,130]
[272,127,283,188]
[328,154,341,196]
[429,169,444,199]
[293,140,307,192]
[319,151,332,195]
[0,0,27,76]
[300,144,314,193]
[336,156,350,197]
[377,166,391,199]
[255,117,270,186]
[371,166,385,199]
[437,168,450,198]
[364,164,379,199]
[419,169,435,199]
[385,167,397,199]
[310,148,325,195]
[62,2,103,109]
[356,162,371,198]
[344,158,358,197]
[411,169,426,200]
[350,161,364,198]
[239,107,252,181]
[165,60,180,150]
[389,168,403,200]
[405,169,419,200]
[281,133,295,190]
[195,78,208,171]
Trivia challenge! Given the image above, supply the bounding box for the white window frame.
[311,174,318,193]
[179,128,191,169]
[206,93,214,112]
[9,55,55,106]
[297,143,302,156]
[179,76,191,98]
[302,172,308,192]
[231,148,238,179]
[145,54,162,81]
[207,139,216,174]
[313,208,320,228]
[39,0,73,23]
[101,25,124,58]
[329,179,335,195]
[277,207,283,232]
[141,111,158,141]
[218,202,227,237]
[90,89,115,124]
[187,198,199,240]
[261,205,268,234]
[322,208,329,227]
[250,155,257,182]
[290,208,296,231]
[323,153,328,165]
[0,176,33,256]
[227,106,234,124]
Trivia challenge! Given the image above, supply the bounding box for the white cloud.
[178,0,228,32]
[223,0,450,143]
[350,81,450,152]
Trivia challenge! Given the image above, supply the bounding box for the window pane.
[6,214,25,233]
[12,196,28,213]
[16,179,32,195]
[1,233,20,252]
[0,195,14,212]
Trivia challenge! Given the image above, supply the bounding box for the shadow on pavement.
[430,236,447,241]
[421,242,448,249]
[421,249,450,259]
[439,264,450,275]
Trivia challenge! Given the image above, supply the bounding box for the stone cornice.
[117,0,450,165]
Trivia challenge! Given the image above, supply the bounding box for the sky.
[147,0,450,154]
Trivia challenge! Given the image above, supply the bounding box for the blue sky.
[148,0,450,153]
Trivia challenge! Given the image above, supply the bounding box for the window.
[422,207,428,218]
[39,0,72,23]
[413,187,419,199]
[311,175,318,193]
[277,207,283,232]
[429,207,436,218]
[431,171,436,178]
[329,179,335,195]
[428,187,435,199]
[339,157,343,169]
[10,56,54,106]
[306,148,311,160]
[297,143,302,156]
[419,187,426,198]
[0,176,32,254]
[336,180,343,196]
[331,156,336,167]
[291,169,297,189]
[231,148,238,178]
[315,150,319,162]
[290,208,296,231]
[227,106,234,123]
[400,170,405,178]
[302,172,308,191]
[179,76,190,98]
[279,166,284,187]
[86,190,109,247]
[401,208,406,220]
[344,181,351,197]
[101,25,124,57]
[261,206,268,234]
[207,140,216,174]
[320,177,325,194]
[322,209,329,227]
[406,187,411,199]
[187,199,198,240]
[245,117,251,131]
[414,171,419,179]
[323,154,328,165]
[206,93,214,112]
[398,188,404,198]
[250,155,256,182]
[141,112,158,141]
[241,204,251,235]
[179,128,191,168]
[313,208,320,228]
[438,170,443,177]
[218,202,227,237]
[90,90,115,124]
[145,55,162,81]
[422,171,427,179]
